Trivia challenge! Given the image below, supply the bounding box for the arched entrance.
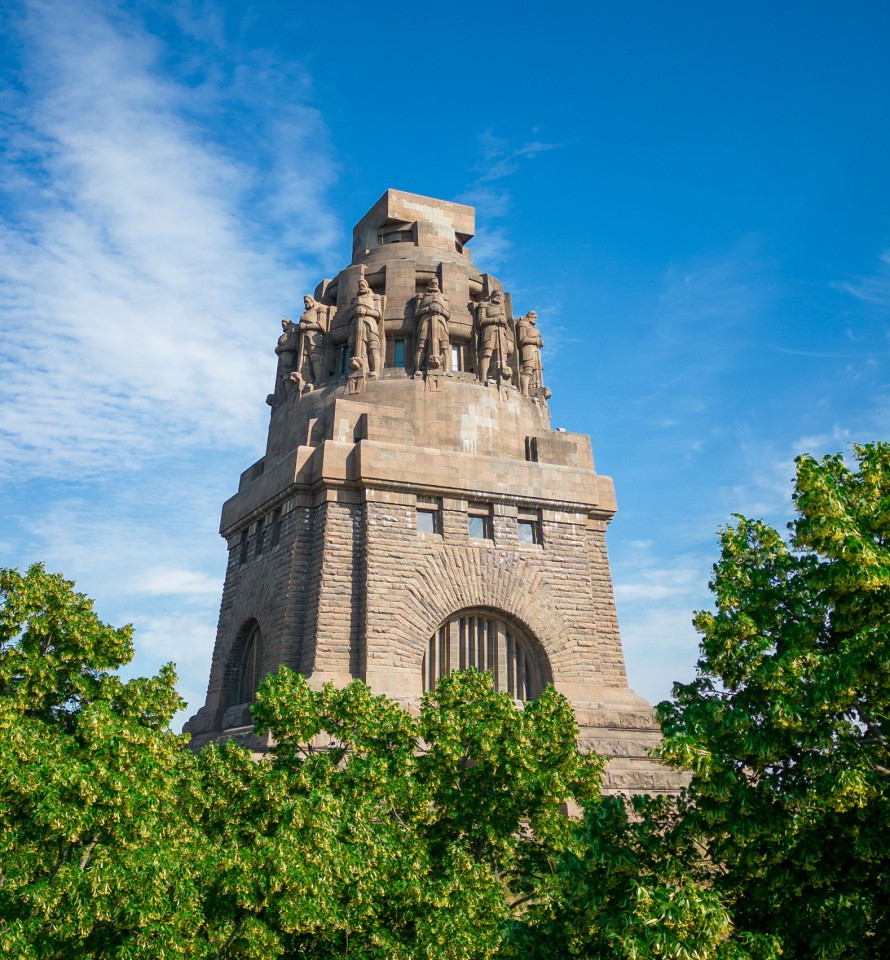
[422,609,547,701]
[224,619,263,710]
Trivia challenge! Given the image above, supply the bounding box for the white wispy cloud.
[457,130,562,272]
[0,0,339,481]
[612,541,711,705]
[834,249,890,305]
[0,0,342,729]
[472,130,561,185]
[131,567,222,597]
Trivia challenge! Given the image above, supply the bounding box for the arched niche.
[223,619,263,712]
[422,609,549,701]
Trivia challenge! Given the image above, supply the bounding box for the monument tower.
[185,190,672,793]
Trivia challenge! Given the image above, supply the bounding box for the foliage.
[0,563,201,958]
[191,667,603,958]
[503,789,754,960]
[658,442,890,958]
[0,564,614,958]
[5,444,887,959]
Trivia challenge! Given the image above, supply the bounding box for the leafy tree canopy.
[2,442,887,958]
[659,442,890,958]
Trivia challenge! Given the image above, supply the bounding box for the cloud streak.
[457,130,561,272]
[834,249,890,305]
[0,0,339,481]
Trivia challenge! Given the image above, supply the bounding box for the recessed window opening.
[378,224,415,245]
[517,511,542,545]
[417,496,442,534]
[468,503,492,540]
[238,624,262,704]
[270,507,282,548]
[255,517,264,558]
[338,345,352,375]
[451,345,462,371]
[239,529,249,566]
[423,611,545,701]
[393,339,406,367]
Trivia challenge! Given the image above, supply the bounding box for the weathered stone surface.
[184,191,685,793]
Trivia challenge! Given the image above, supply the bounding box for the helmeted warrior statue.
[297,295,330,387]
[269,317,299,405]
[475,288,512,384]
[347,277,384,378]
[414,276,451,375]
[516,310,544,398]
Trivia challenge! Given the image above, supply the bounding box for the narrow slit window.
[255,517,265,558]
[394,339,406,367]
[270,507,282,547]
[339,345,351,375]
[239,529,249,566]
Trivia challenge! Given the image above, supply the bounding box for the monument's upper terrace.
[269,190,549,416]
[257,189,580,482]
[351,189,475,267]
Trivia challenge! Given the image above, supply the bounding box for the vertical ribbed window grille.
[423,613,542,701]
[237,624,262,704]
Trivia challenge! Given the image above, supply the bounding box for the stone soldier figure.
[475,288,512,384]
[516,310,544,397]
[347,277,384,376]
[298,295,330,386]
[414,276,450,374]
[271,317,299,404]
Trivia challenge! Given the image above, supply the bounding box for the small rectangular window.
[451,345,462,371]
[468,504,492,540]
[239,529,249,565]
[270,507,282,547]
[517,510,542,545]
[417,510,440,534]
[517,520,539,544]
[394,339,406,367]
[255,517,265,558]
[517,511,542,546]
[417,497,442,535]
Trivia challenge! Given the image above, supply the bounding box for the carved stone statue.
[414,277,450,375]
[297,295,330,386]
[269,317,299,405]
[516,310,544,398]
[347,277,384,377]
[475,289,512,384]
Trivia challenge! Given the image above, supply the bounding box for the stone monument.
[185,190,675,794]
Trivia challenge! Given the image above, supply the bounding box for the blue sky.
[2,0,888,729]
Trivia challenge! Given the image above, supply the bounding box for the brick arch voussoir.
[397,552,571,674]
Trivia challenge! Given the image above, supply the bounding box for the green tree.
[658,443,890,958]
[0,563,206,958]
[0,564,614,958]
[189,667,603,959]
[502,787,770,960]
